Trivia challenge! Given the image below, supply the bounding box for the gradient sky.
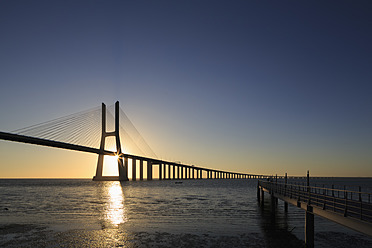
[1,0,371,178]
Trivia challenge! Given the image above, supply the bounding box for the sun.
[102,155,119,176]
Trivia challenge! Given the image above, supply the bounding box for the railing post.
[307,170,311,204]
[285,173,288,212]
[332,185,335,211]
[344,186,348,217]
[321,184,325,209]
[359,186,363,220]
[359,186,362,202]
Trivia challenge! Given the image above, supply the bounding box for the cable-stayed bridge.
[1,101,371,247]
[0,101,269,181]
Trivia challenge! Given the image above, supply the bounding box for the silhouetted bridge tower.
[92,102,269,181]
[0,101,269,181]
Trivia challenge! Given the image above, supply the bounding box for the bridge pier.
[260,187,264,206]
[158,163,162,180]
[132,159,136,181]
[147,161,152,180]
[271,194,277,212]
[305,206,314,248]
[140,160,143,180]
[168,164,171,180]
[122,156,128,179]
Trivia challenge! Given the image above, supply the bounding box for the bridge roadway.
[0,131,269,180]
[258,179,372,247]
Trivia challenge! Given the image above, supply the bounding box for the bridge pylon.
[93,101,128,181]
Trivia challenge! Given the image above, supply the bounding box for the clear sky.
[0,0,371,178]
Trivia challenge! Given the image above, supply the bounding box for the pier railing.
[258,180,372,224]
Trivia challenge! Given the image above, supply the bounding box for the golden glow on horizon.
[105,182,126,225]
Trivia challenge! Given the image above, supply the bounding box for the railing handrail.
[260,180,372,198]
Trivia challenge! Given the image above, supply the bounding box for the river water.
[0,178,371,247]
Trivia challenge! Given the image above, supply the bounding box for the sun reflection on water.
[104,182,126,226]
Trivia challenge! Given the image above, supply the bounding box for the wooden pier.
[257,173,372,248]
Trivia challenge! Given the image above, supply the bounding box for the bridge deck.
[0,131,269,179]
